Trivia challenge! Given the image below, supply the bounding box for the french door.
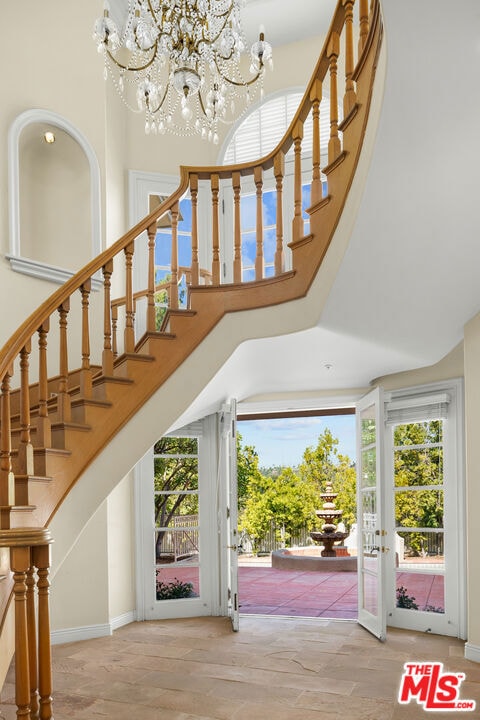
[384,381,465,638]
[356,387,387,640]
[220,401,240,631]
[137,419,220,621]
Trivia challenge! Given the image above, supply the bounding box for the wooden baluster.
[310,80,323,206]
[124,242,135,353]
[190,174,199,286]
[232,171,242,283]
[19,342,34,476]
[56,300,71,423]
[211,174,220,285]
[26,565,39,717]
[147,222,157,332]
[80,280,92,398]
[327,31,341,164]
[292,122,304,243]
[358,0,369,53]
[10,545,31,718]
[274,152,285,274]
[343,0,357,116]
[111,306,119,360]
[36,321,51,448]
[102,260,114,375]
[170,202,179,310]
[34,543,53,720]
[0,366,15,528]
[254,166,264,281]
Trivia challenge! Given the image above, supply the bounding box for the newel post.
[0,528,54,719]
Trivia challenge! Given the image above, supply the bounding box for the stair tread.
[13,474,53,483]
[51,421,92,431]
[70,397,112,409]
[92,375,134,386]
[2,505,36,513]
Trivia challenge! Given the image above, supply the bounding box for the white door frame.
[384,379,466,638]
[356,386,387,640]
[134,417,220,621]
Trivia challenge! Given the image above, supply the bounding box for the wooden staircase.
[0,0,382,715]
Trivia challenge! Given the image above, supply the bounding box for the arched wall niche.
[8,109,102,286]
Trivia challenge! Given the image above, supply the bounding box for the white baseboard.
[110,610,136,632]
[51,610,136,646]
[465,642,480,663]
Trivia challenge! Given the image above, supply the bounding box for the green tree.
[299,428,357,531]
[153,437,198,558]
[239,467,319,552]
[393,420,443,556]
[236,432,263,512]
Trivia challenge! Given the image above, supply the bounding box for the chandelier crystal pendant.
[93,0,273,143]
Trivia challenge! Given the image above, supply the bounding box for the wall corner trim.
[464,642,480,664]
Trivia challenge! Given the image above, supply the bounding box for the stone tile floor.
[2,616,479,719]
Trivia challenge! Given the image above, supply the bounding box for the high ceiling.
[170,0,480,426]
[110,1,337,49]
[111,1,480,420]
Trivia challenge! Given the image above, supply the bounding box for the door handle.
[227,544,237,550]
[371,546,390,554]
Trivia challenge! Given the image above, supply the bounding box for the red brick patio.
[238,558,445,618]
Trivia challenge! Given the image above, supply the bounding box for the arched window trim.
[7,108,103,287]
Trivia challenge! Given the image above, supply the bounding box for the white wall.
[50,501,110,633]
[107,473,136,620]
[0,0,108,340]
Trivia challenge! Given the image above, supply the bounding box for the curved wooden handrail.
[0,0,373,382]
[0,0,383,710]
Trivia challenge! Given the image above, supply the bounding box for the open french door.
[356,387,387,640]
[220,401,239,631]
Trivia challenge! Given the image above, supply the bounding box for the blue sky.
[238,415,356,469]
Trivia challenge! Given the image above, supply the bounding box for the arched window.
[219,90,330,281]
[220,88,331,165]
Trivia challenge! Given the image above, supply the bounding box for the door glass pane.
[396,529,445,566]
[361,448,376,487]
[156,566,200,600]
[394,420,442,446]
[154,436,200,601]
[392,420,446,616]
[363,571,377,615]
[361,407,376,447]
[394,447,443,486]
[395,489,444,528]
[396,570,445,614]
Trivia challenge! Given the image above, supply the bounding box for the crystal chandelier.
[93,0,273,143]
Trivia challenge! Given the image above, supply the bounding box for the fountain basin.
[272,547,357,572]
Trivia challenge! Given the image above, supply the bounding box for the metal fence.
[239,523,312,555]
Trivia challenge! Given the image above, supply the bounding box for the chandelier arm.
[106,44,158,73]
[202,14,233,47]
[146,0,161,26]
[214,57,264,88]
[198,92,209,119]
[149,82,170,115]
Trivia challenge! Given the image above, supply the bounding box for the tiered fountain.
[272,479,357,571]
[310,480,349,556]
